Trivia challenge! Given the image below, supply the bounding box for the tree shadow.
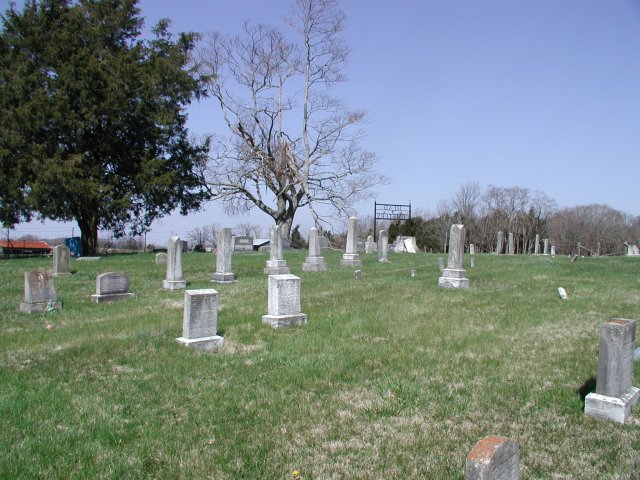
[577,376,597,411]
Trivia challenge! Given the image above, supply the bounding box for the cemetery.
[0,246,638,478]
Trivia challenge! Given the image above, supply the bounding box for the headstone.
[264,225,290,274]
[91,272,134,303]
[262,274,307,328]
[20,271,61,313]
[233,235,254,252]
[465,436,520,480]
[163,236,187,290]
[439,224,469,289]
[394,236,407,252]
[52,245,71,276]
[340,217,362,267]
[155,252,167,265]
[410,269,416,277]
[469,244,475,255]
[365,235,375,254]
[176,289,224,351]
[543,238,549,255]
[318,235,330,250]
[212,228,235,282]
[437,257,444,273]
[507,232,515,255]
[534,234,540,255]
[558,287,568,300]
[302,228,327,272]
[496,231,504,255]
[404,237,418,253]
[633,245,640,256]
[585,319,639,423]
[470,257,475,268]
[550,245,556,256]
[378,230,389,262]
[354,269,362,280]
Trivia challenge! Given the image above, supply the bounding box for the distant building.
[0,240,53,255]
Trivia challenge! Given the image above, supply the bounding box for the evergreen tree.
[0,0,210,254]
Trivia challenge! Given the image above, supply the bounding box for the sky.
[4,0,640,244]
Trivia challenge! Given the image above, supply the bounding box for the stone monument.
[163,236,186,290]
[91,272,134,303]
[465,436,520,480]
[52,245,71,276]
[534,234,540,255]
[543,238,549,255]
[262,274,307,328]
[302,228,327,272]
[155,252,167,265]
[176,289,224,351]
[507,232,515,255]
[438,224,469,289]
[365,235,375,254]
[378,230,388,262]
[264,225,290,274]
[212,228,235,283]
[585,319,639,423]
[496,231,504,255]
[20,271,61,313]
[469,244,475,255]
[340,216,362,267]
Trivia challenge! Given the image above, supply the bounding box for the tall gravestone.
[534,234,540,255]
[507,232,515,255]
[550,245,555,256]
[302,228,327,272]
[496,231,503,255]
[469,244,475,255]
[264,225,290,274]
[465,436,520,480]
[340,217,362,267]
[176,289,224,351]
[543,238,549,255]
[378,230,388,262]
[91,272,134,303]
[52,245,71,276]
[20,271,61,313]
[262,274,307,328]
[585,319,639,423]
[438,224,469,289]
[163,236,186,290]
[212,228,235,283]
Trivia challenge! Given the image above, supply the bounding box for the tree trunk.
[77,213,99,256]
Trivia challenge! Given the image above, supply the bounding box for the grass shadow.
[577,376,596,411]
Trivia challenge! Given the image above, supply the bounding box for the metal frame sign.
[374,201,411,234]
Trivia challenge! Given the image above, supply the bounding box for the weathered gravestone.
[176,289,224,351]
[557,287,568,300]
[163,236,187,290]
[404,237,418,253]
[340,217,362,267]
[91,272,134,303]
[233,235,254,252]
[262,274,307,328]
[543,238,549,255]
[507,232,515,255]
[550,245,556,256]
[302,228,327,272]
[52,245,71,276]
[365,235,375,254]
[212,228,235,283]
[465,436,520,480]
[264,224,290,274]
[585,319,639,423]
[495,231,504,255]
[534,234,540,255]
[318,235,330,250]
[20,271,61,313]
[378,230,389,263]
[469,243,475,255]
[438,224,469,289]
[155,253,167,265]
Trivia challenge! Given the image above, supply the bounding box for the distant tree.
[234,222,263,238]
[188,224,220,250]
[388,216,440,251]
[0,0,210,255]
[289,225,307,249]
[196,0,388,238]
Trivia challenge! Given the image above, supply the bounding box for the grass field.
[1,249,639,479]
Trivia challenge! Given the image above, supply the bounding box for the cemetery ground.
[1,251,639,479]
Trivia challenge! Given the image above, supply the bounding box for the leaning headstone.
[378,230,388,262]
[534,234,540,255]
[437,257,444,273]
[155,252,167,265]
[439,224,469,289]
[465,436,520,480]
[404,237,418,253]
[507,232,515,255]
[52,245,71,276]
[302,228,327,272]
[496,231,504,255]
[543,238,549,255]
[163,236,187,290]
[233,235,254,252]
[262,274,307,328]
[91,272,134,303]
[212,228,235,283]
[469,244,475,255]
[264,224,290,274]
[365,235,375,254]
[558,287,568,300]
[585,319,639,423]
[341,217,362,267]
[176,289,224,351]
[20,271,61,313]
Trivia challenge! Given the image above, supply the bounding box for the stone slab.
[340,253,362,267]
[163,279,187,290]
[91,292,134,304]
[585,387,640,424]
[20,301,62,313]
[465,436,520,480]
[302,256,326,272]
[212,272,235,283]
[75,257,101,261]
[262,313,307,329]
[176,335,224,352]
[438,276,470,289]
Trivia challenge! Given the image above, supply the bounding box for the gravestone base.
[52,272,72,277]
[302,256,326,272]
[585,387,640,424]
[211,272,235,283]
[340,253,361,267]
[76,257,101,261]
[438,269,469,289]
[262,313,307,329]
[264,260,290,275]
[176,335,224,352]
[20,301,61,313]
[91,292,134,304]
[163,279,186,290]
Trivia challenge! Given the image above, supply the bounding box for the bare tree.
[234,222,263,238]
[197,0,388,238]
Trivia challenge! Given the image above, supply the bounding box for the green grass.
[1,250,639,479]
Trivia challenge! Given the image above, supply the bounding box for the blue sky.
[6,0,640,242]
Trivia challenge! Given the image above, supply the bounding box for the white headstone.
[340,217,362,267]
[176,289,224,351]
[507,232,515,255]
[212,228,235,282]
[404,237,418,253]
[438,224,469,289]
[378,230,388,262]
[163,236,186,290]
[155,252,167,265]
[264,225,290,274]
[365,235,375,254]
[534,234,540,255]
[262,274,307,328]
[543,238,549,255]
[302,228,327,272]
